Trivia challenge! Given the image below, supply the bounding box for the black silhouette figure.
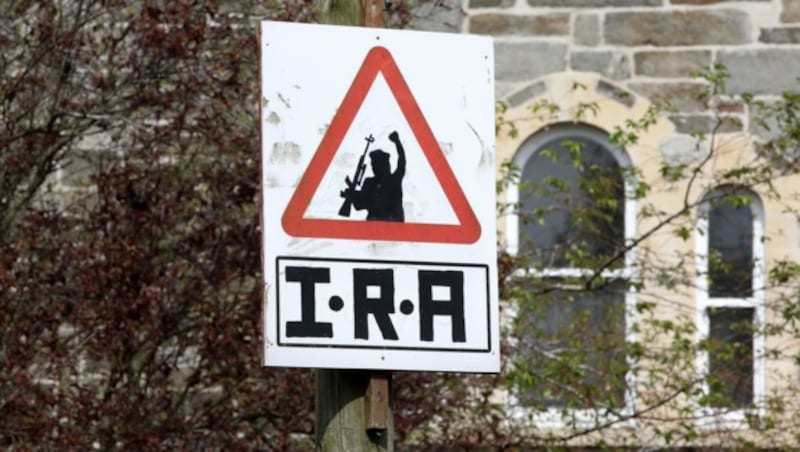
[339,131,406,222]
[337,134,374,218]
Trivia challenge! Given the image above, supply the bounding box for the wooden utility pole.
[315,0,383,27]
[312,5,391,452]
[360,0,384,27]
[316,370,393,451]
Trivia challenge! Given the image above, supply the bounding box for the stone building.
[428,0,800,445]
[471,0,800,133]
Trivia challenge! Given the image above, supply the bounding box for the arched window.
[508,124,635,416]
[517,129,625,266]
[696,187,764,417]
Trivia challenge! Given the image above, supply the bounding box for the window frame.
[505,123,638,428]
[694,188,766,427]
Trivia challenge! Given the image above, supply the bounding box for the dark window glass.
[519,131,625,268]
[708,197,753,297]
[517,280,627,409]
[707,307,754,408]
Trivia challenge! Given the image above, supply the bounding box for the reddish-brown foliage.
[0,1,475,449]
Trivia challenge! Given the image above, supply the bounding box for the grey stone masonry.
[749,99,782,142]
[628,82,709,112]
[465,0,800,142]
[506,81,548,108]
[672,0,769,3]
[783,0,800,22]
[495,42,567,82]
[571,51,631,80]
[713,98,745,114]
[410,0,463,32]
[635,51,711,78]
[527,0,661,6]
[470,14,569,36]
[605,10,752,46]
[759,27,800,44]
[659,135,711,166]
[61,153,95,188]
[668,115,743,135]
[468,0,514,8]
[718,49,800,94]
[597,80,636,108]
[574,14,600,47]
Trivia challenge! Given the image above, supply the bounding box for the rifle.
[338,134,375,217]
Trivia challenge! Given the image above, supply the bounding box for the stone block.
[528,0,661,6]
[782,0,800,23]
[718,49,800,94]
[711,97,745,114]
[506,81,548,108]
[469,0,514,7]
[628,82,708,112]
[668,115,743,134]
[61,152,96,188]
[673,0,769,3]
[496,82,518,101]
[634,51,711,78]
[571,51,631,80]
[597,80,636,107]
[749,99,782,142]
[575,14,601,46]
[495,41,567,82]
[759,27,800,43]
[409,0,463,32]
[470,14,569,36]
[605,10,751,46]
[659,135,711,166]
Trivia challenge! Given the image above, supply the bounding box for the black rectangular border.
[275,256,492,353]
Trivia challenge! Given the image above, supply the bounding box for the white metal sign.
[260,21,498,372]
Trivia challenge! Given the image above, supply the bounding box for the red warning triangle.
[281,46,480,244]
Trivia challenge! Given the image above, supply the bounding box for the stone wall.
[466,0,800,135]
[463,3,800,437]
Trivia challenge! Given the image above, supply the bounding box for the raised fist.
[388,131,399,142]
